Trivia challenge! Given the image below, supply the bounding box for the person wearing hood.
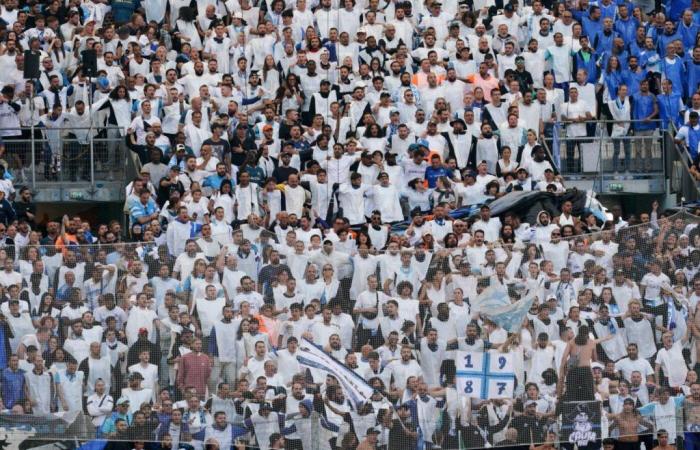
[285,398,338,450]
[241,402,287,450]
[532,211,558,245]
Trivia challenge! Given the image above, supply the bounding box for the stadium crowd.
[1,0,700,450]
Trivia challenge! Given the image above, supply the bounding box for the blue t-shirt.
[424,166,453,189]
[111,0,139,24]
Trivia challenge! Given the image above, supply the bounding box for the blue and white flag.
[455,351,515,399]
[296,338,375,407]
[471,287,511,314]
[552,122,562,170]
[482,293,536,333]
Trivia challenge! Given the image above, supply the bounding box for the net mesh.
[3,210,700,449]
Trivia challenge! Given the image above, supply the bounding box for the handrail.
[667,124,700,203]
[538,125,559,173]
[0,124,128,194]
[0,125,123,131]
[556,119,664,124]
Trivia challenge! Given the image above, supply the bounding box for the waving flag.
[481,292,536,333]
[296,338,374,407]
[471,287,512,314]
[552,122,562,170]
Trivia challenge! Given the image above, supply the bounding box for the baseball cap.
[116,397,130,406]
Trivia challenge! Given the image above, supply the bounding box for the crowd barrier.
[0,126,127,188]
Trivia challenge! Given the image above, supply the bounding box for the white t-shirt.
[128,363,159,395]
[561,100,590,137]
[614,357,654,382]
[655,341,688,388]
[640,272,670,301]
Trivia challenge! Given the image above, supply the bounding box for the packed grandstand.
[0,0,699,450]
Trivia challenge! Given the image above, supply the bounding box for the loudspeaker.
[23,50,40,79]
[81,49,97,77]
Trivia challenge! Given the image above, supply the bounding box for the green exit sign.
[608,183,624,192]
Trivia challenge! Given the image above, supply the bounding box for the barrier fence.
[0,210,699,450]
[0,119,680,193]
[544,120,667,197]
[0,126,127,188]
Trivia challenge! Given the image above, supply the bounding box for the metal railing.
[0,126,127,190]
[550,119,666,194]
[667,123,700,203]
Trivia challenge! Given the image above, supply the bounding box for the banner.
[561,401,602,448]
[296,338,375,406]
[0,411,81,450]
[455,351,515,400]
[0,410,79,435]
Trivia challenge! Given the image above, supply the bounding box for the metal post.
[90,130,95,189]
[30,123,35,188]
[598,132,604,193]
[89,78,95,190]
[29,87,35,188]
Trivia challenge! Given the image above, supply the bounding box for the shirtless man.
[609,398,654,450]
[557,325,612,401]
[683,383,700,449]
[529,431,558,450]
[653,430,676,450]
